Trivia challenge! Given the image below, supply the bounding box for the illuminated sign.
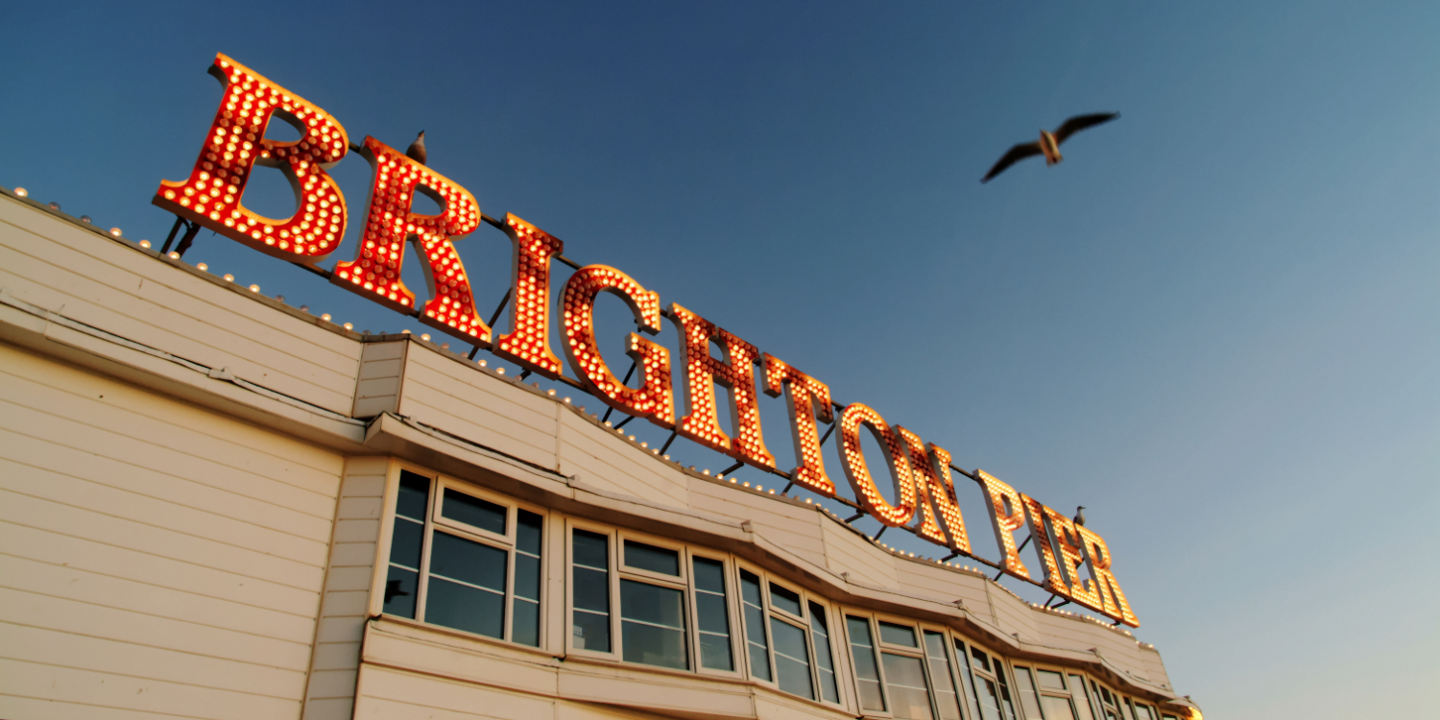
[154,53,1139,627]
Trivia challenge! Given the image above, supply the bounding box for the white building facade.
[0,188,1199,720]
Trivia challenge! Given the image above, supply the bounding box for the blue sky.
[3,1,1437,716]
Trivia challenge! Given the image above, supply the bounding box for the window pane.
[809,602,839,703]
[1013,666,1043,720]
[846,616,886,712]
[1132,704,1154,720]
[621,580,686,669]
[442,488,506,535]
[1038,669,1067,691]
[573,609,610,652]
[883,653,935,720]
[692,561,733,672]
[977,676,1004,720]
[572,530,609,652]
[924,631,962,720]
[516,510,543,555]
[426,576,504,638]
[954,639,984,720]
[514,554,541,602]
[624,540,680,576]
[1068,675,1096,720]
[383,566,418,618]
[1042,696,1078,720]
[389,516,424,568]
[512,597,539,647]
[693,556,726,594]
[429,532,506,592]
[768,583,802,617]
[621,579,685,628]
[996,665,1018,720]
[573,529,609,570]
[699,631,734,672]
[879,621,918,648]
[397,471,430,520]
[771,618,814,700]
[741,571,771,681]
[970,646,991,673]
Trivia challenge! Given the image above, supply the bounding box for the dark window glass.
[693,557,732,671]
[397,471,430,520]
[847,616,886,712]
[741,571,772,681]
[1013,666,1043,720]
[429,532,506,592]
[620,580,687,669]
[996,664,1018,720]
[924,631,962,720]
[572,530,610,652]
[880,621,918,648]
[383,566,418,618]
[442,488,506,535]
[516,510,543,555]
[883,652,935,720]
[971,646,992,673]
[624,540,680,576]
[511,510,543,647]
[386,473,431,620]
[809,602,839,703]
[768,583,802,617]
[389,516,424,568]
[771,618,814,700]
[426,574,505,638]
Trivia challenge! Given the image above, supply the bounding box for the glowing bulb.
[344,323,353,330]
[110,227,122,237]
[496,368,505,375]
[321,313,332,321]
[197,263,208,271]
[138,240,151,249]
[421,334,431,341]
[169,252,181,259]
[223,274,235,282]
[13,188,26,197]
[249,284,260,292]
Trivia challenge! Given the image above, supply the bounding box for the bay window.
[381,469,545,647]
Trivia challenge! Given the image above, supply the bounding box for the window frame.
[841,610,955,720]
[963,640,1019,720]
[372,463,549,649]
[735,560,847,710]
[1010,662,1094,720]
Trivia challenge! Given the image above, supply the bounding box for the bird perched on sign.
[406,131,427,166]
[981,113,1119,183]
[1073,506,1087,527]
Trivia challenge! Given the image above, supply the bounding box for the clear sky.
[3,1,1437,716]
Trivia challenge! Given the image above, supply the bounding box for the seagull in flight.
[981,113,1119,183]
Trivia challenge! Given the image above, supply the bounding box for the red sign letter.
[495,214,563,378]
[897,429,971,553]
[333,137,485,343]
[761,354,835,497]
[974,469,1031,581]
[668,304,774,468]
[838,403,917,527]
[561,266,674,426]
[1076,525,1140,627]
[154,53,348,261]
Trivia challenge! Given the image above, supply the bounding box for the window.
[964,643,1018,720]
[568,526,738,676]
[845,616,943,720]
[923,630,965,720]
[1091,680,1122,720]
[1013,664,1093,720]
[736,569,842,705]
[381,469,544,646]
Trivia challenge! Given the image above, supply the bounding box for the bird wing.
[981,142,1043,183]
[1053,112,1119,144]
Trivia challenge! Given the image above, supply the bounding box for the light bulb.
[110,228,122,236]
[223,274,235,282]
[249,284,260,292]
[13,188,26,197]
[168,252,180,259]
[321,313,331,321]
[343,323,353,330]
[138,240,152,249]
[197,263,208,271]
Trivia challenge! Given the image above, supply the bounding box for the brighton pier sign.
[153,53,1138,627]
